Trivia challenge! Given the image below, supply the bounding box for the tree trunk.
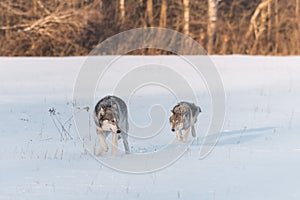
[183,0,189,35]
[274,0,279,54]
[120,0,125,20]
[33,0,37,15]
[297,0,299,18]
[159,0,167,28]
[267,0,271,45]
[296,0,299,54]
[207,0,217,54]
[245,0,270,54]
[147,0,153,26]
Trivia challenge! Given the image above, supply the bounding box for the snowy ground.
[1,56,300,199]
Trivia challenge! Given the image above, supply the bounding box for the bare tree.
[0,0,103,56]
[159,0,167,28]
[147,0,153,26]
[33,0,37,15]
[274,0,279,54]
[183,0,189,35]
[296,0,299,54]
[207,0,218,54]
[120,0,125,20]
[267,0,272,43]
[245,0,270,53]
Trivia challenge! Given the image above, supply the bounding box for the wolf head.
[98,106,121,134]
[169,104,188,132]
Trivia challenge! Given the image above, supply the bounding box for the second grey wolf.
[169,102,201,142]
[94,95,130,156]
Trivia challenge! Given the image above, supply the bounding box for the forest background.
[0,0,299,56]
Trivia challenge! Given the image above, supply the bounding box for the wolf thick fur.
[94,95,130,156]
[169,102,201,142]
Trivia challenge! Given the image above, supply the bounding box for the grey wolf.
[94,95,130,156]
[169,102,201,142]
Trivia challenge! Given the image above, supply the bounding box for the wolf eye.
[111,120,115,123]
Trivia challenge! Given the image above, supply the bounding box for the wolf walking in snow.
[169,102,201,142]
[94,95,130,156]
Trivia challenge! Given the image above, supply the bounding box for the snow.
[1,56,300,199]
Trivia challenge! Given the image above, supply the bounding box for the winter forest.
[2,1,300,199]
[0,0,299,56]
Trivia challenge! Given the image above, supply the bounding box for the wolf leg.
[191,125,196,137]
[121,133,130,154]
[112,133,118,156]
[96,132,108,156]
[183,127,190,142]
[176,130,182,141]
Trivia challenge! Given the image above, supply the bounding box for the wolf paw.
[96,147,109,156]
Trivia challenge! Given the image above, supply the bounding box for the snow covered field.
[1,56,300,199]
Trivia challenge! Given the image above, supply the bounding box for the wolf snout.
[116,129,121,134]
[171,128,175,132]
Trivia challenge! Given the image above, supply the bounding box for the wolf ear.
[112,103,118,110]
[170,110,174,116]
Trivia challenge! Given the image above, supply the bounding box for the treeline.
[0,0,299,56]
